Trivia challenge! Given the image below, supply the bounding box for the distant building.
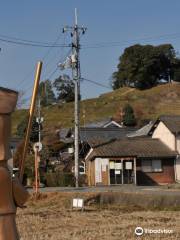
[58,119,137,175]
[85,138,177,186]
[8,137,22,170]
[150,115,180,182]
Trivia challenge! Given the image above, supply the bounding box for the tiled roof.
[86,138,177,160]
[79,127,136,144]
[127,121,155,137]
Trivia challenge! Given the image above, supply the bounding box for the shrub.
[45,172,75,187]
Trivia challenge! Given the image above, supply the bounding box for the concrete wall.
[152,122,175,150]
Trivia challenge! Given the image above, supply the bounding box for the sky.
[1,0,180,106]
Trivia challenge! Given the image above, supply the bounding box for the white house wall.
[176,135,180,153]
[152,122,175,150]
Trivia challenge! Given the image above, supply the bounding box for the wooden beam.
[19,61,42,182]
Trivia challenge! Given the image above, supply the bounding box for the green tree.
[39,80,56,106]
[53,75,76,102]
[16,116,40,143]
[112,44,177,90]
[123,104,136,126]
[172,58,180,82]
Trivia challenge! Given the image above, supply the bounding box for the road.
[29,185,180,196]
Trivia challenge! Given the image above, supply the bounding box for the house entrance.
[123,161,134,184]
[109,160,134,184]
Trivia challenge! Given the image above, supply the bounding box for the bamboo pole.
[19,61,42,182]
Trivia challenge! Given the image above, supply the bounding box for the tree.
[39,80,56,106]
[16,116,41,143]
[16,91,27,109]
[53,75,75,103]
[123,104,136,126]
[112,44,178,90]
[172,58,180,82]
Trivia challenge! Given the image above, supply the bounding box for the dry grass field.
[13,84,180,134]
[17,192,180,240]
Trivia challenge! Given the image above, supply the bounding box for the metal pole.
[19,61,42,182]
[38,97,41,143]
[34,148,39,194]
[73,8,80,188]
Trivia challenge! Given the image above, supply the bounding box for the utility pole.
[36,97,43,143]
[62,9,87,187]
[35,94,43,192]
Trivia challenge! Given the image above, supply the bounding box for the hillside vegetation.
[12,83,180,134]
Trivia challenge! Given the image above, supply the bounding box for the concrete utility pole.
[62,8,86,187]
[36,97,43,144]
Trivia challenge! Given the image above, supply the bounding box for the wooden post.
[134,158,137,185]
[19,61,42,182]
[121,159,124,184]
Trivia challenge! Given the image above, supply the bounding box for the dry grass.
[17,192,180,240]
[12,83,180,134]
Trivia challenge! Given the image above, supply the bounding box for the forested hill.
[12,83,180,134]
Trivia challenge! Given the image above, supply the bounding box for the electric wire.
[82,32,180,49]
[81,77,112,89]
[0,35,70,48]
[17,32,65,87]
[2,31,180,49]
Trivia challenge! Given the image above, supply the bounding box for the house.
[150,115,180,182]
[127,121,155,137]
[84,118,123,128]
[8,137,22,170]
[58,125,137,174]
[79,127,136,143]
[85,138,177,186]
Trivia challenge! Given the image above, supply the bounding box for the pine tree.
[123,104,136,126]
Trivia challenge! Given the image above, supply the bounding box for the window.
[152,160,162,172]
[141,160,152,172]
[79,161,86,175]
[141,159,162,172]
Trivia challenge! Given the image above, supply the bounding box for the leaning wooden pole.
[19,61,42,183]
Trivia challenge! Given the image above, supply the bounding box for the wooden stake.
[19,61,42,182]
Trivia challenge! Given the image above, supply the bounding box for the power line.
[0,36,70,48]
[17,32,66,88]
[0,33,64,45]
[2,31,180,49]
[81,77,112,89]
[82,32,180,49]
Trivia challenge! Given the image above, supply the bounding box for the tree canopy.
[16,116,41,143]
[39,80,56,106]
[112,44,180,90]
[123,104,136,126]
[53,75,75,103]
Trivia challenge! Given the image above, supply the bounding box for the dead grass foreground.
[17,192,180,240]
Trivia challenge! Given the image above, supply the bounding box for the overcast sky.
[1,0,180,105]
